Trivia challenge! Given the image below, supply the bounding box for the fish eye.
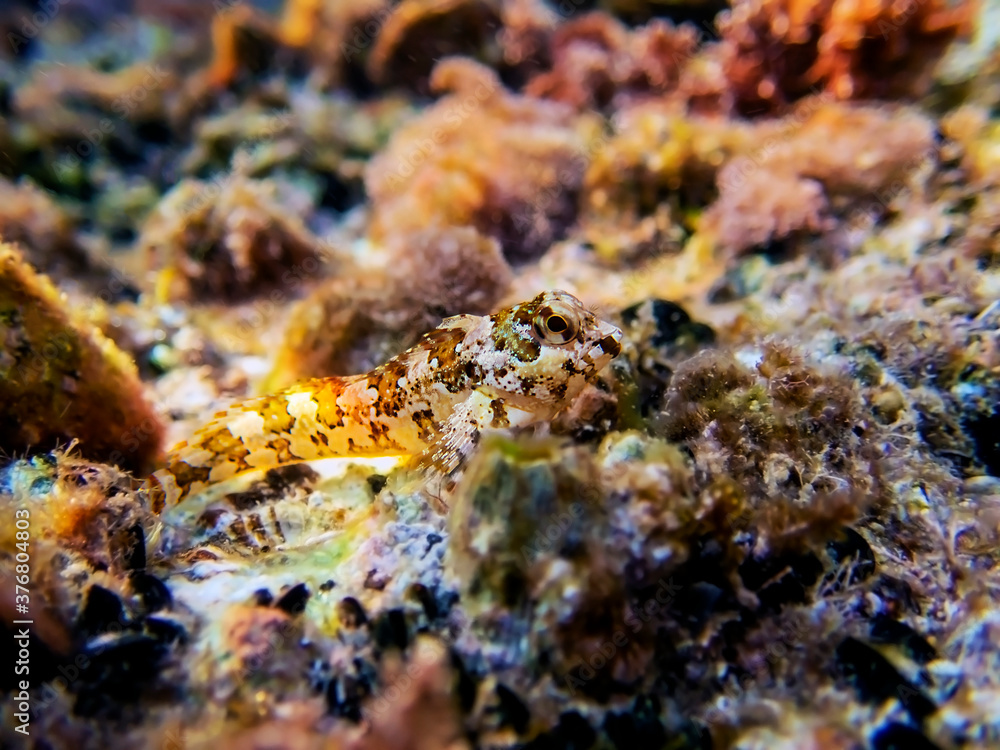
[548,315,568,333]
[532,307,579,345]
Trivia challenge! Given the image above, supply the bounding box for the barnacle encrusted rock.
[0,452,181,731]
[0,242,164,474]
[445,434,647,688]
[661,344,881,546]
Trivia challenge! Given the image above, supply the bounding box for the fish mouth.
[588,323,623,363]
[600,330,622,359]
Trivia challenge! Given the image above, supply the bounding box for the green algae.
[0,242,164,473]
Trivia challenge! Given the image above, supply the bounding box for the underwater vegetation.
[0,242,163,475]
[1,0,1000,749]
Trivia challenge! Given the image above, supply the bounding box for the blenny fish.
[148,291,622,513]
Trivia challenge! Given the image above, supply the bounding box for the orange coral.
[811,0,973,100]
[275,0,393,90]
[941,104,1000,186]
[719,0,973,115]
[206,4,279,89]
[717,0,828,114]
[278,0,324,47]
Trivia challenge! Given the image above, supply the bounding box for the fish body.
[148,291,622,512]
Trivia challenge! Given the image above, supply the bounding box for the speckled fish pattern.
[147,291,622,512]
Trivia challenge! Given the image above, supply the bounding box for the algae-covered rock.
[446,432,703,695]
[3,0,1000,745]
[0,242,163,473]
[0,178,94,284]
[446,434,640,689]
[367,0,503,94]
[524,12,701,111]
[139,170,329,304]
[365,57,600,264]
[0,452,181,730]
[265,225,512,388]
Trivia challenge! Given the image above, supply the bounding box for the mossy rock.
[0,242,163,473]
